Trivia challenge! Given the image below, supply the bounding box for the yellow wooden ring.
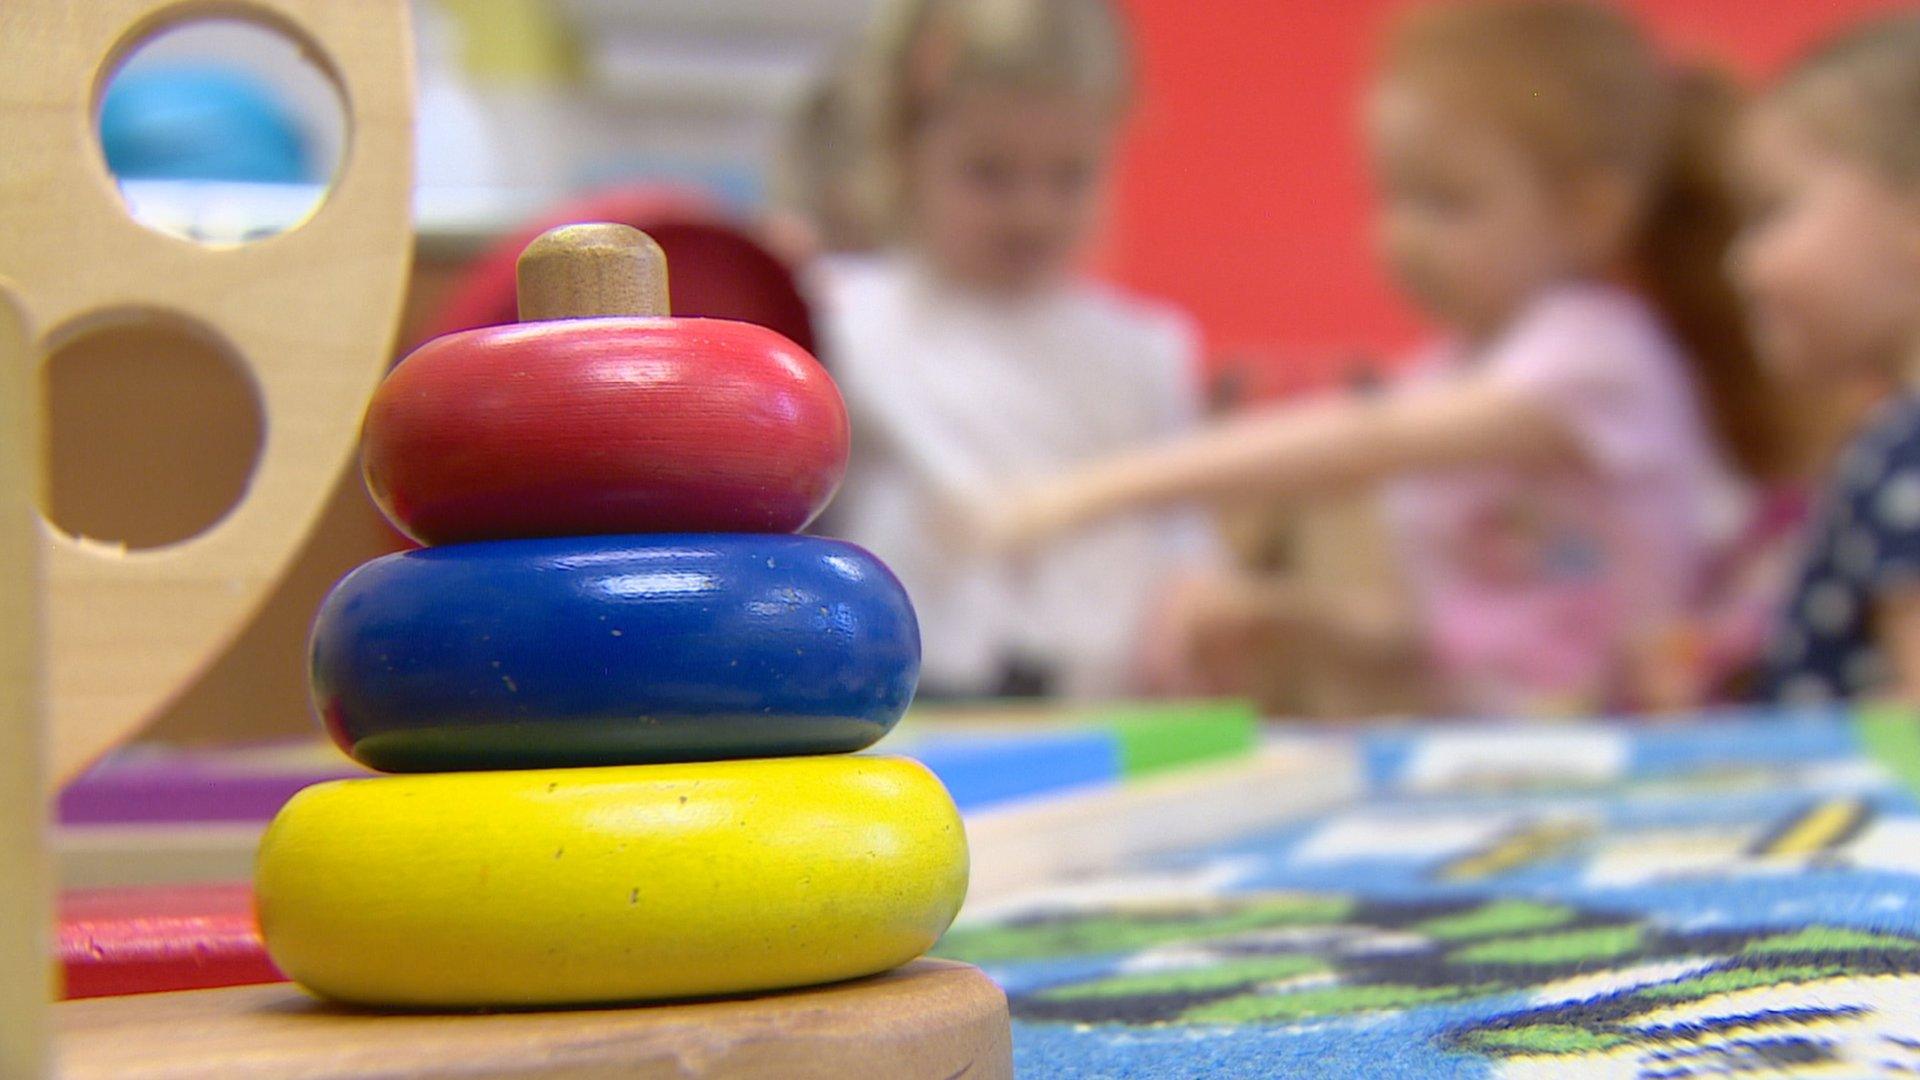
[255,756,968,1008]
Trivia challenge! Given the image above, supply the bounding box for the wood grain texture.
[0,290,49,1077]
[363,317,848,543]
[55,958,1012,1079]
[0,0,414,787]
[311,535,918,770]
[515,223,669,322]
[256,757,965,1007]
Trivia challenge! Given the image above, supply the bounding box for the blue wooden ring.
[311,535,920,771]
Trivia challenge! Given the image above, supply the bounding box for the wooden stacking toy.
[256,223,966,1010]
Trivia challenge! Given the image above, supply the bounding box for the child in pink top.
[984,1,1793,715]
[1381,285,1737,715]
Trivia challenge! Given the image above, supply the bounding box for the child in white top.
[811,0,1216,697]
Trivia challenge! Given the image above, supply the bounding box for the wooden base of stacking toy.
[55,958,1012,1080]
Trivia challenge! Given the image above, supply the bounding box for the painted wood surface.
[363,318,848,544]
[311,535,919,771]
[256,757,966,1008]
[60,884,282,1000]
[0,0,414,787]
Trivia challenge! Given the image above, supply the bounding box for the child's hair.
[847,0,1133,239]
[774,55,879,255]
[1769,14,1920,186]
[1385,0,1787,479]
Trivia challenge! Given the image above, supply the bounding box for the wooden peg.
[515,223,669,322]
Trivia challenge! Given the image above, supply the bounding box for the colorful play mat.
[937,706,1920,1078]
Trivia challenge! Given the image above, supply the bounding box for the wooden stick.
[0,291,49,1077]
[516,224,670,322]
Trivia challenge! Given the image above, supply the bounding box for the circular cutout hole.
[96,17,347,244]
[42,313,266,550]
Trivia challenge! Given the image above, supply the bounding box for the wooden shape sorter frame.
[0,0,415,790]
[0,1,411,1072]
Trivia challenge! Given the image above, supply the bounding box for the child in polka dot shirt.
[1739,16,1920,704]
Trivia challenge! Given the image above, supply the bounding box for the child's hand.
[978,481,1111,555]
[1134,573,1232,695]
[1133,571,1286,696]
[1620,621,1712,715]
[911,481,1075,564]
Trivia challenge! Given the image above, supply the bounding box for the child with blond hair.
[812,0,1218,698]
[1735,16,1920,704]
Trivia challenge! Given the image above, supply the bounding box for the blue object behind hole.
[100,64,313,184]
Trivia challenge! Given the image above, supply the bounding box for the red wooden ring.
[363,317,849,544]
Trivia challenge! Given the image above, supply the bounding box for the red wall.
[1097,0,1917,392]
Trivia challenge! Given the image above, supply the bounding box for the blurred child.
[811,0,1218,697]
[1736,16,1920,705]
[989,0,1790,717]
[768,51,879,262]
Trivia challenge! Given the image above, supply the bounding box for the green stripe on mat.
[1856,701,1920,799]
[1097,699,1259,777]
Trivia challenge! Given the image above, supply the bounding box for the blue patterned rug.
[936,707,1920,1077]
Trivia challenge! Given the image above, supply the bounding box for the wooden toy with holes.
[2,2,1008,1075]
